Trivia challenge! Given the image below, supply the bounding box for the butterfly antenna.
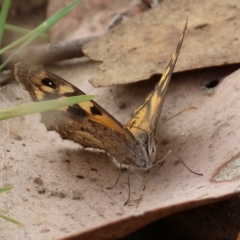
[129,125,149,137]
[160,107,197,126]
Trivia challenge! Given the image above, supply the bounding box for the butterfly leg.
[154,149,172,165]
[176,154,203,176]
[124,169,131,206]
[106,163,123,189]
[106,164,132,205]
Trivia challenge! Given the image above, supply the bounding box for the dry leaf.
[2,1,240,239]
[47,0,136,41]
[83,0,240,87]
[1,63,240,239]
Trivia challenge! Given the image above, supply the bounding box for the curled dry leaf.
[1,62,240,239]
[83,0,240,87]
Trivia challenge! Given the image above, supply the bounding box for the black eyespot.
[41,78,58,89]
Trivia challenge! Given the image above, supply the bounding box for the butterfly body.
[14,22,187,170]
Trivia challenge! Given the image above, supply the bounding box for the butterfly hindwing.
[14,62,133,139]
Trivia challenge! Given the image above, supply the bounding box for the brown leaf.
[83,0,240,87]
[47,0,135,41]
[2,62,240,239]
[3,1,240,239]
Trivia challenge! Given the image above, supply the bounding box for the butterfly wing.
[14,62,133,140]
[125,21,187,139]
[14,22,187,169]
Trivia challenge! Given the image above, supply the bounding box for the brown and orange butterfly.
[14,22,186,172]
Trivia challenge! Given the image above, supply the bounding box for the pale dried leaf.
[47,0,135,41]
[1,63,240,239]
[83,0,240,87]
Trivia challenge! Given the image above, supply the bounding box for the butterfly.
[14,22,187,172]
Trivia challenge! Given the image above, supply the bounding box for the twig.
[1,36,97,69]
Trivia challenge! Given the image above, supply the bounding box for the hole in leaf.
[201,78,221,94]
[203,78,219,89]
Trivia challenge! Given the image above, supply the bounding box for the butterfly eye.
[41,78,58,89]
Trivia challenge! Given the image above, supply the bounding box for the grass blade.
[0,0,82,70]
[4,24,49,40]
[0,94,96,121]
[0,186,12,194]
[0,214,23,226]
[0,0,11,47]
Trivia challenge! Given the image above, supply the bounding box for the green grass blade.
[4,24,49,40]
[0,0,81,59]
[0,95,96,121]
[0,0,11,47]
[0,214,23,226]
[0,186,12,194]
[0,187,23,226]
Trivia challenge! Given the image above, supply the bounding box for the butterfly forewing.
[125,21,187,139]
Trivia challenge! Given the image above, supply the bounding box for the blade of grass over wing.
[0,0,11,47]
[0,95,96,121]
[0,0,82,70]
